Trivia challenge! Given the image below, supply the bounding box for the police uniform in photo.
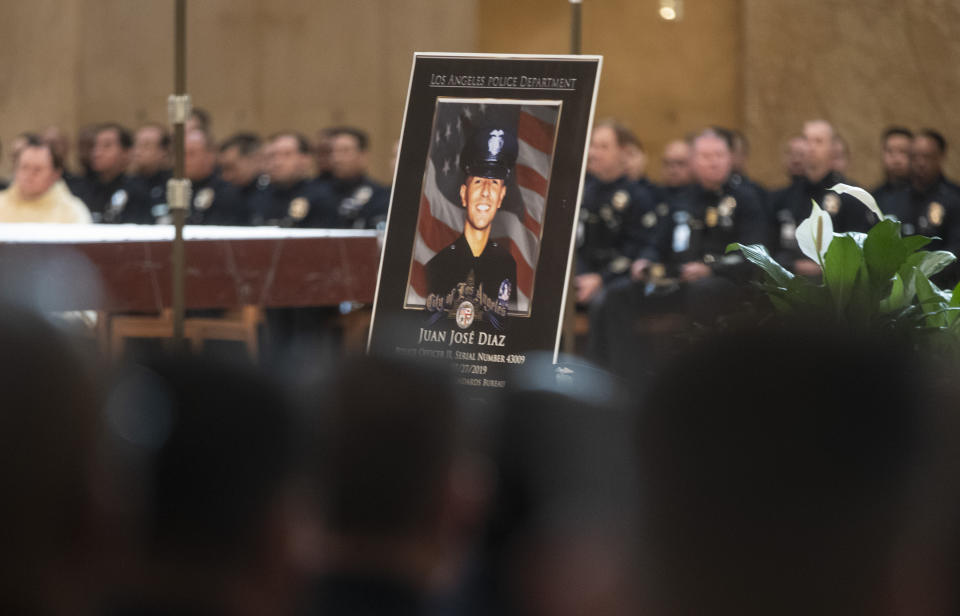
[325,175,391,230]
[424,126,519,319]
[251,178,336,228]
[882,175,960,286]
[73,172,151,224]
[575,173,661,288]
[771,170,876,266]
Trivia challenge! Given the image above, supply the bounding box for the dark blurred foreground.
[2,300,960,616]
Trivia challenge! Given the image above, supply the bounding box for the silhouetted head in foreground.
[0,303,103,614]
[105,354,312,616]
[635,325,959,616]
[308,355,489,616]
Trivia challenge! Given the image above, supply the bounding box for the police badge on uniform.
[194,187,215,211]
[110,189,128,215]
[824,193,841,215]
[717,196,737,217]
[611,190,629,211]
[705,206,719,228]
[288,197,309,220]
[929,202,945,227]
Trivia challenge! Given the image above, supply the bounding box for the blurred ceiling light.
[659,0,683,21]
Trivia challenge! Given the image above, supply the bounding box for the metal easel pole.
[561,0,583,355]
[167,0,191,349]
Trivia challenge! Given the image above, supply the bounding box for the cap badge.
[488,130,504,157]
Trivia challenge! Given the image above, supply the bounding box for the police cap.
[460,125,518,181]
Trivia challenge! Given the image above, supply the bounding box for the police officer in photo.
[424,125,518,313]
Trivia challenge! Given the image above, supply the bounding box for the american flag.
[405,99,560,314]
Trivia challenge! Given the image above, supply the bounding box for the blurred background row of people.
[0,110,390,229]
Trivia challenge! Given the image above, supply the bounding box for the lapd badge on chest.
[288,197,309,221]
[611,190,629,211]
[718,196,736,217]
[109,189,128,218]
[194,187,215,211]
[824,193,841,215]
[705,206,719,228]
[929,202,945,227]
[642,211,658,229]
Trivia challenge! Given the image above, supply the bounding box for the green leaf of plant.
[905,250,957,278]
[902,235,933,253]
[863,219,909,292]
[880,272,907,313]
[915,272,950,328]
[726,243,795,286]
[823,235,862,315]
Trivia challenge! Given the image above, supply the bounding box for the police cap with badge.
[460,125,519,183]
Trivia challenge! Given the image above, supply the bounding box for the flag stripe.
[516,164,549,200]
[417,193,461,253]
[522,208,542,237]
[509,241,534,302]
[518,186,546,225]
[517,141,552,182]
[518,111,556,154]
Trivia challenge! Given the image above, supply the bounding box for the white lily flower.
[828,183,884,219]
[796,200,833,265]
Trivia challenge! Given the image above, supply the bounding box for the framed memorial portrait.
[368,53,601,392]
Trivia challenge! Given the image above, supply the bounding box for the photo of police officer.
[424,125,518,311]
[404,99,560,320]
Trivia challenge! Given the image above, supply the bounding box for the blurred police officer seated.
[251,132,335,227]
[219,132,271,223]
[575,119,659,305]
[870,126,912,213]
[880,129,960,286]
[73,123,151,223]
[771,120,875,275]
[589,128,768,379]
[128,123,173,214]
[320,126,390,230]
